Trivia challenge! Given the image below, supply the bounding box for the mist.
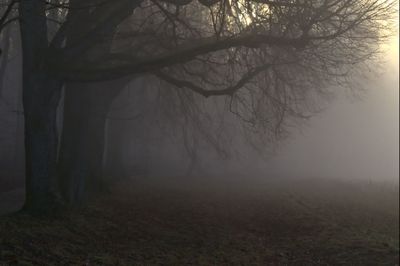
[179,35,400,185]
[0,1,398,264]
[264,58,399,184]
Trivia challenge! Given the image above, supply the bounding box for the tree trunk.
[23,75,62,211]
[58,83,125,204]
[58,85,88,204]
[19,1,63,213]
[56,0,137,204]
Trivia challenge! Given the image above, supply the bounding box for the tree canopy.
[42,0,395,137]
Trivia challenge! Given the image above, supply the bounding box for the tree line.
[0,0,395,213]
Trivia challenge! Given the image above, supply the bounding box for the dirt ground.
[0,175,398,265]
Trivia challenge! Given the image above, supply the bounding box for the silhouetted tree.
[15,0,395,212]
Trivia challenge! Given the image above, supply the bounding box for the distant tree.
[16,0,395,212]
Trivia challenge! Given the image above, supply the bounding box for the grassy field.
[0,175,398,265]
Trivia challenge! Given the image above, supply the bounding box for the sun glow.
[381,0,399,61]
[387,8,399,67]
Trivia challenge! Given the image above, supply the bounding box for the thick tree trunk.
[58,83,124,204]
[23,75,62,211]
[58,86,88,204]
[19,1,63,213]
[56,0,137,204]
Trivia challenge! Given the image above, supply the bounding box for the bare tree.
[15,0,395,212]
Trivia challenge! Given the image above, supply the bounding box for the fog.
[144,56,399,186]
[0,24,398,191]
[263,63,399,184]
[2,38,398,189]
[1,2,399,264]
[181,32,397,184]
[261,35,398,183]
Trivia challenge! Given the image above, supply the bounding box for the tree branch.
[54,33,307,81]
[154,63,275,97]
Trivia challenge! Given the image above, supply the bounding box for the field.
[0,175,398,265]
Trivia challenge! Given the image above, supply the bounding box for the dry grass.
[0,176,398,265]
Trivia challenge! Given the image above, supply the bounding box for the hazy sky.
[263,29,399,183]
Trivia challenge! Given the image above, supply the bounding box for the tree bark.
[19,0,63,212]
[58,82,125,204]
[23,76,62,212]
[56,0,138,204]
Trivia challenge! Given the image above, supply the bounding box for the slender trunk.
[19,1,63,212]
[0,25,11,92]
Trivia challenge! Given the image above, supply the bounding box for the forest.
[0,0,398,265]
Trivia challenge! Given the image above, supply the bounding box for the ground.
[0,175,398,265]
